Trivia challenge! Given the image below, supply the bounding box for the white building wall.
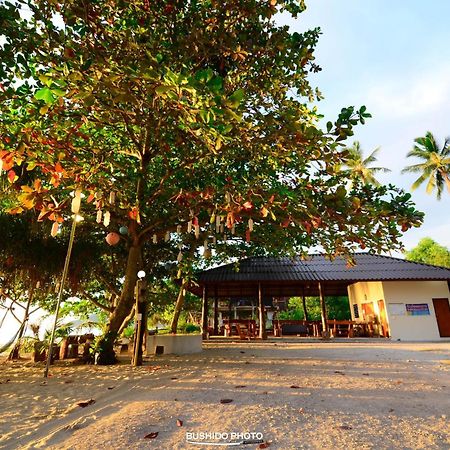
[381,281,449,341]
[348,280,450,341]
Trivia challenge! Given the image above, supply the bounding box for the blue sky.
[280,0,450,252]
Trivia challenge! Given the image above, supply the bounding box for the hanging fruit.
[248,218,254,231]
[109,191,115,205]
[105,232,120,246]
[96,210,102,223]
[119,225,128,235]
[187,220,192,233]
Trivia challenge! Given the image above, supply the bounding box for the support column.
[302,286,309,322]
[213,286,219,336]
[201,286,209,340]
[258,283,267,340]
[318,282,329,338]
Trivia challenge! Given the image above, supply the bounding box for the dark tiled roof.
[198,253,450,283]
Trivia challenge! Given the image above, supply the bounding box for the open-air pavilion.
[188,253,450,342]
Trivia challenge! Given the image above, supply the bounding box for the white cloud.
[367,65,450,119]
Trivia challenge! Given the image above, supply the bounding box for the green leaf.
[227,89,245,108]
[34,87,55,105]
[155,85,173,96]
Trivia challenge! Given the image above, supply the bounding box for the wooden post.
[302,286,309,322]
[258,283,267,339]
[318,282,329,338]
[201,286,209,340]
[213,286,219,336]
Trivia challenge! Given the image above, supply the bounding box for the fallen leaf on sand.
[334,371,345,375]
[107,387,115,390]
[220,399,233,404]
[64,380,73,384]
[235,385,246,389]
[176,419,183,427]
[77,399,95,408]
[290,385,300,389]
[259,442,271,448]
[338,425,352,430]
[171,377,178,380]
[144,432,158,439]
[240,351,245,354]
[362,373,370,376]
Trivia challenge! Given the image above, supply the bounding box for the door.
[432,298,450,337]
[377,300,390,337]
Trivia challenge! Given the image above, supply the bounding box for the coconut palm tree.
[402,132,450,200]
[342,141,391,186]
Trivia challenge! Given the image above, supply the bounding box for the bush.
[182,323,200,334]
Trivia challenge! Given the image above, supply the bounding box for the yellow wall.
[347,281,385,323]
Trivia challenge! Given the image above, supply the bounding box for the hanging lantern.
[165,231,170,242]
[50,222,59,237]
[187,220,192,233]
[106,232,120,246]
[71,196,81,214]
[96,210,102,223]
[194,224,200,239]
[248,218,254,232]
[153,234,158,244]
[103,211,111,227]
[119,225,128,235]
[109,191,115,205]
[215,215,221,233]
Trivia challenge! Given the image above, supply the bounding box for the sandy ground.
[0,340,449,450]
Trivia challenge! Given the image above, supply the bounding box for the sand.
[0,340,449,450]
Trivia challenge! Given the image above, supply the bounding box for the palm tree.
[342,141,391,186]
[402,132,450,200]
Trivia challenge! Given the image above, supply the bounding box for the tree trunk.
[170,282,187,334]
[8,287,34,361]
[96,244,142,364]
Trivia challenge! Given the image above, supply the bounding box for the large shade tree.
[0,0,423,362]
[402,132,450,200]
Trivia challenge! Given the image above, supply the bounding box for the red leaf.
[7,169,17,183]
[192,216,199,226]
[87,193,95,203]
[144,432,158,439]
